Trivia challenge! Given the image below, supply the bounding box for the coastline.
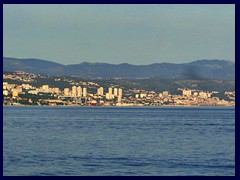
[3,104,235,107]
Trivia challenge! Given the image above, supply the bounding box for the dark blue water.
[3,106,235,176]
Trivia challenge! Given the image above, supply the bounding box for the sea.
[3,106,235,176]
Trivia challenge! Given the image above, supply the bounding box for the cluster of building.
[3,81,124,106]
[3,71,235,106]
[3,71,36,82]
[59,86,123,106]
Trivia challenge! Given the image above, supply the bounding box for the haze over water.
[3,106,235,176]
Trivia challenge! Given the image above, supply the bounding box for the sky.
[3,4,235,65]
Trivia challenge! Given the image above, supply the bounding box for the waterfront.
[3,71,235,107]
[3,106,235,176]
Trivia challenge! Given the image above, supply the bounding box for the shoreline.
[3,104,235,107]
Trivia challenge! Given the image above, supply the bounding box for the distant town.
[3,71,235,107]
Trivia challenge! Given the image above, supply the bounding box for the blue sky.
[3,4,235,65]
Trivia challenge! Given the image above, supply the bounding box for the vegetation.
[3,73,235,93]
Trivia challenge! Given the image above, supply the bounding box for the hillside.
[3,57,235,80]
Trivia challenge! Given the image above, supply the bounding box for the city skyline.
[3,4,235,65]
[3,71,235,107]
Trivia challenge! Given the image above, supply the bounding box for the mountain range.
[3,57,235,80]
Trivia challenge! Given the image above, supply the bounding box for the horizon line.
[3,56,235,66]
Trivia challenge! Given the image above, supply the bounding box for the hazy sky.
[3,4,235,65]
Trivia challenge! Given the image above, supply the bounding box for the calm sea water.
[3,106,235,176]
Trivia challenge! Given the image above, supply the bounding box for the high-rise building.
[108,87,113,99]
[97,87,104,96]
[64,88,69,96]
[72,86,77,97]
[118,88,123,103]
[108,87,112,94]
[106,93,110,100]
[117,95,122,103]
[114,88,118,97]
[83,87,87,97]
[118,88,122,97]
[77,86,82,97]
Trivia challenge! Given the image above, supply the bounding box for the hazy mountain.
[3,57,67,75]
[3,57,235,80]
